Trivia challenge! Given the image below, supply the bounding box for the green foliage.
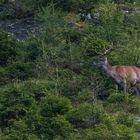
[24,37,43,62]
[0,84,35,127]
[2,120,40,140]
[0,67,9,85]
[84,36,110,58]
[0,32,20,66]
[105,93,140,114]
[6,61,36,80]
[67,103,103,128]
[40,95,72,118]
[67,121,135,140]
[85,123,134,140]
[49,115,72,138]
[1,0,140,139]
[37,3,65,45]
[116,112,134,127]
[107,93,127,103]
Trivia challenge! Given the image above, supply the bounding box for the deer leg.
[133,87,139,97]
[130,80,139,96]
[123,79,127,94]
[115,84,118,93]
[127,82,131,92]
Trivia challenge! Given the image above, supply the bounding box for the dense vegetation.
[0,0,140,139]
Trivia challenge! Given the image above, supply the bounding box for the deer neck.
[102,62,121,84]
[102,62,113,76]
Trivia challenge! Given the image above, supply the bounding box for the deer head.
[93,47,113,67]
[93,55,108,66]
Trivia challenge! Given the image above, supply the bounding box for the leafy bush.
[0,67,9,85]
[0,32,20,66]
[0,85,35,127]
[6,61,36,80]
[105,93,140,114]
[49,115,72,138]
[40,95,72,118]
[24,37,43,62]
[85,123,134,140]
[67,103,103,128]
[116,112,134,127]
[67,123,135,140]
[1,0,140,139]
[107,93,127,103]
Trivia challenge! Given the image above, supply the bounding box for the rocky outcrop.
[0,17,38,39]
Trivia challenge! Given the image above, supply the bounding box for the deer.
[93,47,140,95]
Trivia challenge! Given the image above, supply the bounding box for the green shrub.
[84,36,110,59]
[24,37,43,62]
[106,93,140,113]
[0,67,9,85]
[133,121,140,132]
[6,61,36,80]
[116,112,134,127]
[0,32,20,66]
[0,85,35,127]
[67,103,103,128]
[127,98,140,114]
[75,89,93,103]
[50,115,72,138]
[23,80,56,101]
[87,123,134,140]
[107,93,127,103]
[1,120,40,140]
[40,95,72,118]
[67,123,135,140]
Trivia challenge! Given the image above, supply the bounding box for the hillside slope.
[0,0,140,139]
